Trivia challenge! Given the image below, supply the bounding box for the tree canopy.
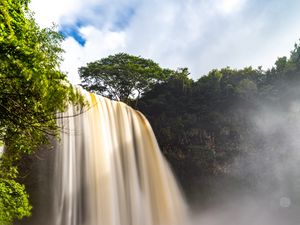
[79,53,174,103]
[137,41,300,206]
[0,0,83,223]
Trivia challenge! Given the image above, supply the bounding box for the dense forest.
[136,45,300,207]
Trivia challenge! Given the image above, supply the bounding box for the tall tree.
[0,0,83,223]
[79,53,173,104]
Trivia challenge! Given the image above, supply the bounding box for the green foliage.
[79,53,174,103]
[235,78,257,98]
[0,0,83,222]
[0,0,83,157]
[0,178,31,224]
[137,41,300,204]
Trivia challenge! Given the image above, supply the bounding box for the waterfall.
[45,91,187,225]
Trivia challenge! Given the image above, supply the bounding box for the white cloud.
[30,0,300,83]
[217,0,246,14]
[61,27,126,84]
[29,0,81,27]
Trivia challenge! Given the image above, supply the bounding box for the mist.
[188,83,300,225]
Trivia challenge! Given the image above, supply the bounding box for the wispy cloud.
[30,0,300,84]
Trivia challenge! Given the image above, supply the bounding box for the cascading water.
[34,90,187,225]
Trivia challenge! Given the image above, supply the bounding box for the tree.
[0,0,83,223]
[137,41,300,206]
[0,178,31,224]
[79,53,173,104]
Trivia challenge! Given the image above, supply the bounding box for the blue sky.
[30,0,300,84]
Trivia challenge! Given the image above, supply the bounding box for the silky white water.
[49,91,187,225]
